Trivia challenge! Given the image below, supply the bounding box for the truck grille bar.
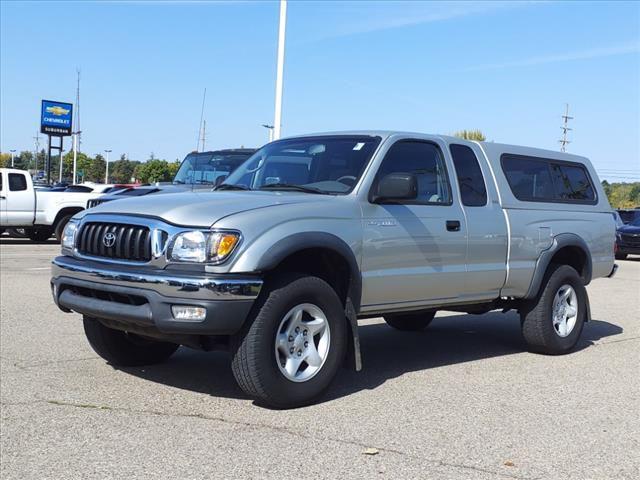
[77,222,153,261]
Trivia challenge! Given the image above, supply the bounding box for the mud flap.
[345,297,362,371]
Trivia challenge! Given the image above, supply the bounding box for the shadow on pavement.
[115,312,623,405]
[0,237,57,245]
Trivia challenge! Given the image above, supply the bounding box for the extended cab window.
[8,173,27,191]
[502,154,596,204]
[450,144,487,206]
[375,141,451,204]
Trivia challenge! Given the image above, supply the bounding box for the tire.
[615,253,628,260]
[54,214,74,242]
[83,316,179,366]
[27,227,53,242]
[384,311,436,331]
[231,274,347,408]
[520,264,587,355]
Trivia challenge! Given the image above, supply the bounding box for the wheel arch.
[525,233,593,300]
[253,232,363,371]
[53,207,84,229]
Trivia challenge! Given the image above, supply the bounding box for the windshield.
[631,216,640,227]
[222,136,381,194]
[173,151,253,185]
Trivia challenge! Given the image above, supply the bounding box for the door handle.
[446,220,461,232]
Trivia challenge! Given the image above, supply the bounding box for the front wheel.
[520,264,587,355]
[231,274,347,408]
[83,316,179,366]
[54,214,74,242]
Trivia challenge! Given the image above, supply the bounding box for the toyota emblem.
[102,232,116,248]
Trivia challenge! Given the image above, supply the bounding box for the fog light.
[171,305,207,322]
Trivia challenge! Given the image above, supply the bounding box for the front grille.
[621,233,640,246]
[87,198,113,209]
[77,222,152,261]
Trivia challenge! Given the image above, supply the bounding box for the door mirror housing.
[372,173,418,203]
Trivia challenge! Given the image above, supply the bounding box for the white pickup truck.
[0,168,111,242]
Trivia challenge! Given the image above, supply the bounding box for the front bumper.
[51,256,262,335]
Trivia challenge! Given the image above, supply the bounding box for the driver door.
[360,139,467,309]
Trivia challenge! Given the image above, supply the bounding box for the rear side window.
[550,163,595,201]
[501,155,596,204]
[375,141,452,205]
[8,173,27,191]
[450,144,487,206]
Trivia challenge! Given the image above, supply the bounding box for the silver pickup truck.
[51,131,617,408]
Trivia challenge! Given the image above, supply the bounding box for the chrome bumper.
[51,256,263,335]
[51,255,262,301]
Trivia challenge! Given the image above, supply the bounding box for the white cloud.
[462,41,640,71]
[312,1,536,41]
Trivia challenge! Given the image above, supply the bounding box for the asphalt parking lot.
[1,240,638,479]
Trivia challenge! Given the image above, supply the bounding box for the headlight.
[61,220,79,253]
[167,231,240,264]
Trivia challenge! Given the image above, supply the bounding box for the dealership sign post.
[41,100,73,184]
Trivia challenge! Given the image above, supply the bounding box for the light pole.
[273,0,287,140]
[59,148,65,183]
[262,124,274,142]
[72,130,81,184]
[9,149,16,167]
[104,149,112,184]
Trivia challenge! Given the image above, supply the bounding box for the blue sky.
[1,0,638,181]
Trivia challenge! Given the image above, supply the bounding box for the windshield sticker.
[353,142,365,151]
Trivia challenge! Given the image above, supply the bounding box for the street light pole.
[262,124,274,142]
[59,148,65,183]
[273,0,287,140]
[9,149,16,168]
[104,149,112,184]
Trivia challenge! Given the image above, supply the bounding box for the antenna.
[559,103,573,152]
[196,88,206,152]
[201,119,206,152]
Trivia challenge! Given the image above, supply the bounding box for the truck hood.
[82,190,331,227]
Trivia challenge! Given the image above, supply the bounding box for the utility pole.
[273,0,287,140]
[104,149,112,184]
[262,124,274,142]
[559,103,573,152]
[196,88,206,152]
[9,149,16,167]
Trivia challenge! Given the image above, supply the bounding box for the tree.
[134,159,174,183]
[0,153,10,168]
[110,159,140,183]
[453,129,487,141]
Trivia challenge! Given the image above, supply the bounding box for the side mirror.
[372,173,418,203]
[214,175,227,186]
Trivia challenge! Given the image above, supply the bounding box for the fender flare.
[524,233,593,300]
[254,232,363,371]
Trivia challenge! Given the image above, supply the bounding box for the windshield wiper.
[258,183,329,194]
[214,184,252,191]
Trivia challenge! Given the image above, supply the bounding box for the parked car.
[617,208,640,225]
[0,168,111,241]
[86,148,256,209]
[615,213,640,259]
[51,131,616,408]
